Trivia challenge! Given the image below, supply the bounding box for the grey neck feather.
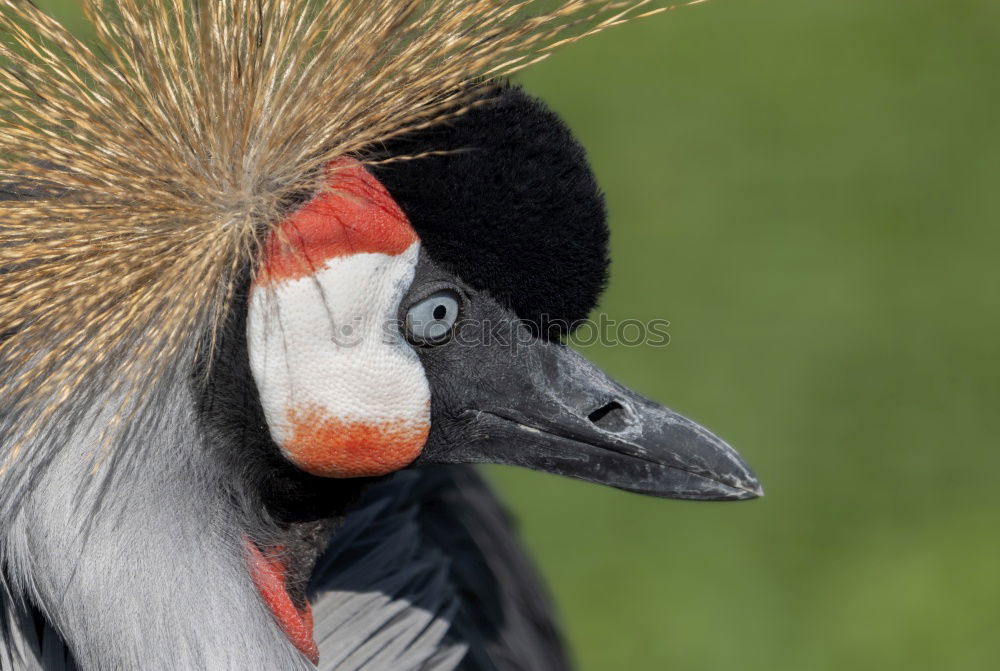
[0,379,313,670]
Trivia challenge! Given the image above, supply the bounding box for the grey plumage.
[1,462,567,670]
[2,585,77,671]
[309,467,569,671]
[1,378,314,670]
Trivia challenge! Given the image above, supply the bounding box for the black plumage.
[371,85,609,337]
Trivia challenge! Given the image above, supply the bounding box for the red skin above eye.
[256,158,418,286]
[244,540,319,664]
[283,405,430,478]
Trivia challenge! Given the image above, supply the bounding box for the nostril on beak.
[587,400,631,433]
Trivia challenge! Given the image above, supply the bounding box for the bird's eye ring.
[404,289,461,345]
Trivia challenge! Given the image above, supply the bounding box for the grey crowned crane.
[0,1,760,669]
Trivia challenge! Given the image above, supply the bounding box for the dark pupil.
[432,304,447,320]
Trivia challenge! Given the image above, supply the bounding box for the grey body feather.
[1,583,77,671]
[1,443,568,669]
[308,467,569,671]
[1,380,314,671]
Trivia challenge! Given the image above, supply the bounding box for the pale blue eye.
[405,290,460,344]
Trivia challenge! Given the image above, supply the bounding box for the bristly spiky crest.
[0,0,697,515]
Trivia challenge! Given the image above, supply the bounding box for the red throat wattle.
[245,539,320,664]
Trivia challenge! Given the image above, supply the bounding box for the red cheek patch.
[256,158,418,286]
[283,405,430,478]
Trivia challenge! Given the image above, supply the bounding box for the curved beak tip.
[721,458,764,500]
[738,478,765,499]
[683,470,763,501]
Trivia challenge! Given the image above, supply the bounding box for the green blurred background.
[37,1,1000,669]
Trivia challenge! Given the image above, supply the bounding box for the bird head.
[0,4,762,668]
[236,85,761,507]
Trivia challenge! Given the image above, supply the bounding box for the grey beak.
[416,337,762,501]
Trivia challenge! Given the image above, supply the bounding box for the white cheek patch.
[246,159,431,478]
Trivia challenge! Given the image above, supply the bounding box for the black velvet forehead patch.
[368,83,608,336]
